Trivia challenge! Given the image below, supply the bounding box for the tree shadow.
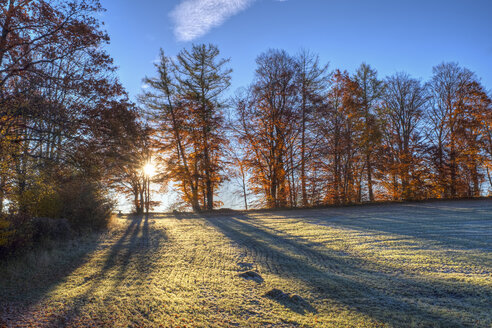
[269,200,492,252]
[203,214,490,326]
[0,228,105,307]
[7,214,168,327]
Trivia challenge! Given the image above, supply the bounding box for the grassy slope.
[0,200,491,327]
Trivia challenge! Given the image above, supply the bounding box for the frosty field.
[1,200,491,327]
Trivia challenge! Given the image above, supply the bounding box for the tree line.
[0,0,490,222]
[0,0,146,255]
[140,45,491,211]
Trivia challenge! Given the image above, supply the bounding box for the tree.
[0,0,128,228]
[91,101,155,214]
[426,62,489,198]
[140,45,231,211]
[0,0,111,100]
[482,92,492,193]
[353,63,384,202]
[454,80,491,197]
[235,50,300,208]
[294,50,330,207]
[314,70,363,204]
[224,141,252,210]
[174,44,231,210]
[380,72,429,200]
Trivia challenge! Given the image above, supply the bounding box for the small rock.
[264,289,317,314]
[265,288,289,300]
[238,262,254,270]
[238,271,264,283]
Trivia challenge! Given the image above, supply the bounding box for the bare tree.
[380,72,429,200]
[294,49,330,207]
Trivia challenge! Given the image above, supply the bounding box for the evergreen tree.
[141,45,231,211]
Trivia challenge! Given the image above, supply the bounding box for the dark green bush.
[31,217,72,242]
[1,175,113,258]
[58,178,114,230]
[0,213,33,258]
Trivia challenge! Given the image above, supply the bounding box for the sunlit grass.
[1,200,491,327]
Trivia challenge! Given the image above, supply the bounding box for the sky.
[99,0,492,210]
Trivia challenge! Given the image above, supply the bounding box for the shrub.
[0,213,33,258]
[1,171,114,258]
[58,178,114,230]
[0,217,12,248]
[31,217,72,242]
[15,174,62,219]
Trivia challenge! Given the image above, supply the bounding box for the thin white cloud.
[170,0,255,42]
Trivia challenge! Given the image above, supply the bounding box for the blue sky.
[101,0,492,102]
[100,0,491,210]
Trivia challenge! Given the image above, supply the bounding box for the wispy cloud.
[170,0,255,42]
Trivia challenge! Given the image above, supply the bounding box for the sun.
[143,162,156,177]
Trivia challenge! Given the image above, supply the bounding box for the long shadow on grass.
[41,214,167,327]
[203,214,489,327]
[0,229,105,307]
[268,200,492,252]
[0,225,116,327]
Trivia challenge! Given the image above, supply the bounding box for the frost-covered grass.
[1,200,491,327]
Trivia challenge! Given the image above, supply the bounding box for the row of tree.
[140,45,491,211]
[2,0,488,216]
[0,0,146,221]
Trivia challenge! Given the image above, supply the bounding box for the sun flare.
[143,162,156,177]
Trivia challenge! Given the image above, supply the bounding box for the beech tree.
[452,79,491,196]
[483,92,492,192]
[314,70,363,204]
[235,50,299,208]
[426,63,490,198]
[0,0,130,225]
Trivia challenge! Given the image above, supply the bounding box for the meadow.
[1,200,491,327]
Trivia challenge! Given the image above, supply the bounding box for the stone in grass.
[265,288,290,300]
[238,262,254,270]
[264,289,317,314]
[238,271,264,283]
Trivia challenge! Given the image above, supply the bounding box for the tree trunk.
[241,166,248,210]
[367,152,374,202]
[301,94,308,207]
[449,140,457,198]
[146,177,150,214]
[487,167,492,190]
